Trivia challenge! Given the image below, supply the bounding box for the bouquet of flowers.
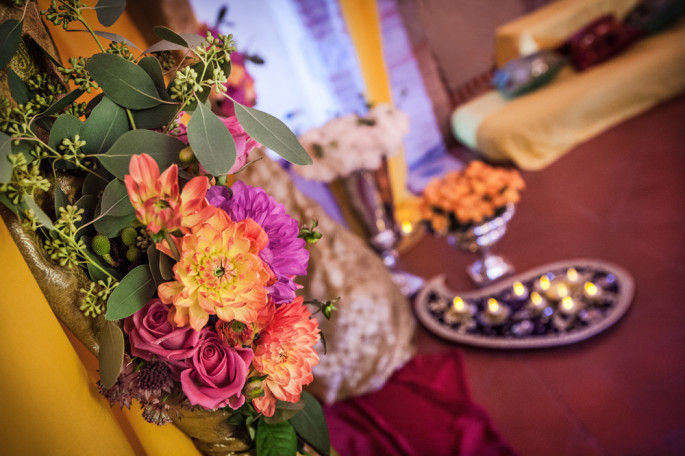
[0,1,331,455]
[295,103,409,182]
[421,161,525,233]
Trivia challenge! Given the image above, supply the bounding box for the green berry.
[92,234,111,256]
[126,246,141,262]
[121,227,138,246]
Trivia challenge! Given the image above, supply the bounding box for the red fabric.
[324,350,517,456]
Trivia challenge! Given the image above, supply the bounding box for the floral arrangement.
[421,161,525,233]
[0,1,332,455]
[295,103,410,182]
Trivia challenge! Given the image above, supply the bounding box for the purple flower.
[206,182,309,304]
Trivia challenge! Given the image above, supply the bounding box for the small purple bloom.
[207,182,309,304]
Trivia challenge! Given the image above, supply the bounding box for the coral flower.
[124,154,210,234]
[157,208,274,330]
[252,297,320,417]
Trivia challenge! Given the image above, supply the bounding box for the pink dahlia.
[206,182,309,304]
[252,297,320,417]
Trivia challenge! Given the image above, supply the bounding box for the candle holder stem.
[467,247,514,287]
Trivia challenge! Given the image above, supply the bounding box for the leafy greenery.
[256,420,298,456]
[289,392,331,456]
[105,264,156,320]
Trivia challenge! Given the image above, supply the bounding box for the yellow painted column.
[338,0,421,224]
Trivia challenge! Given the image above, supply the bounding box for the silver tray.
[414,259,634,349]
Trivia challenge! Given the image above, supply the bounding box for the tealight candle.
[512,281,529,300]
[529,291,547,312]
[452,296,469,315]
[559,296,579,315]
[444,296,474,325]
[538,275,551,292]
[566,267,581,284]
[482,297,509,325]
[546,280,571,301]
[583,281,602,301]
[401,220,413,235]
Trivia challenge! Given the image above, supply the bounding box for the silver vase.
[329,158,422,295]
[447,203,515,286]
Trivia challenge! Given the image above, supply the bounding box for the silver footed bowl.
[444,203,516,287]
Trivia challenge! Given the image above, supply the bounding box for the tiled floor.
[400,94,685,455]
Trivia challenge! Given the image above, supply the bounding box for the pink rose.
[180,329,253,410]
[124,299,201,374]
[175,114,259,174]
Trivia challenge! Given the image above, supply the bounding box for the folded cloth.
[323,350,517,456]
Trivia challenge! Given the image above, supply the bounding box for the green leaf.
[98,321,125,389]
[105,264,156,320]
[152,26,204,48]
[146,245,164,286]
[0,19,23,70]
[137,56,166,93]
[87,53,163,109]
[24,195,56,231]
[54,184,69,216]
[97,129,184,179]
[64,29,140,50]
[289,392,330,456]
[143,40,189,54]
[82,168,112,196]
[74,194,98,236]
[95,0,127,27]
[187,101,236,175]
[94,213,136,238]
[131,103,179,129]
[264,398,306,425]
[80,96,129,155]
[99,178,134,217]
[0,132,12,184]
[43,88,86,116]
[233,102,312,165]
[7,68,32,104]
[35,41,61,67]
[84,245,121,281]
[256,420,298,456]
[48,114,82,150]
[159,251,174,281]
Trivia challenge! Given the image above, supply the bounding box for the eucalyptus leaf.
[0,19,23,70]
[146,245,164,287]
[142,40,190,54]
[84,246,121,282]
[11,140,34,164]
[153,26,204,49]
[131,103,178,130]
[264,398,306,425]
[84,29,140,49]
[0,132,12,184]
[98,321,125,389]
[24,195,56,231]
[105,264,156,320]
[98,130,184,179]
[82,168,112,196]
[187,101,236,175]
[35,41,61,67]
[137,56,166,92]
[233,102,312,165]
[43,88,86,116]
[95,0,127,27]
[80,96,129,155]
[54,185,69,215]
[94,213,137,238]
[74,194,98,235]
[289,391,330,456]
[256,420,298,456]
[159,251,175,281]
[0,193,25,214]
[99,179,134,217]
[48,114,82,150]
[87,53,163,109]
[7,68,32,104]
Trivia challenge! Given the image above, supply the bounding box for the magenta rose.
[124,299,201,374]
[179,329,254,410]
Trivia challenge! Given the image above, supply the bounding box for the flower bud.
[121,227,138,247]
[92,234,111,256]
[179,146,195,164]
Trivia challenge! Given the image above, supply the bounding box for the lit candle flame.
[539,276,551,291]
[530,291,544,307]
[584,281,598,296]
[401,221,413,235]
[561,296,575,312]
[556,283,570,298]
[566,267,579,282]
[487,298,500,314]
[513,281,526,297]
[453,296,466,312]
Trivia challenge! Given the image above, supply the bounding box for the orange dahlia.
[157,208,274,330]
[252,297,320,417]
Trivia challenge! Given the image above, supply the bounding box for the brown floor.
[399,93,685,456]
